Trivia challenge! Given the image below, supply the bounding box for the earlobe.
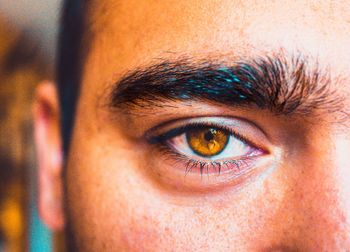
[33,81,65,231]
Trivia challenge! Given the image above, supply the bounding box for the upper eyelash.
[147,121,257,148]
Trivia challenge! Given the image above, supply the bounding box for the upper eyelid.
[147,123,234,144]
[145,116,269,139]
[145,116,271,151]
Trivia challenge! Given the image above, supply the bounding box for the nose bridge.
[297,136,350,249]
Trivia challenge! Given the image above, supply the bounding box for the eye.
[145,116,275,192]
[169,127,258,161]
[147,117,267,176]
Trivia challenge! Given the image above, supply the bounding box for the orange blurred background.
[0,1,61,251]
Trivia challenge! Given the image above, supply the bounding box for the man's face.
[36,0,350,251]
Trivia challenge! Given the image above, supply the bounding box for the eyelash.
[148,122,262,176]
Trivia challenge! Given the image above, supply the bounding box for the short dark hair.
[57,0,87,153]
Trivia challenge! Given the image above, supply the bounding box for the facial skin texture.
[35,0,350,251]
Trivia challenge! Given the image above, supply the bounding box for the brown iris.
[186,128,229,157]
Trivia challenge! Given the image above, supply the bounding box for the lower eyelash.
[184,158,254,176]
[156,143,256,176]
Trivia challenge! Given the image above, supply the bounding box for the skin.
[34,0,350,251]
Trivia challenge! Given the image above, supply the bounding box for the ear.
[33,81,65,231]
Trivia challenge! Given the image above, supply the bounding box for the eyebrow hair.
[109,54,343,115]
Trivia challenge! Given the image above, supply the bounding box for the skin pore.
[35,0,350,251]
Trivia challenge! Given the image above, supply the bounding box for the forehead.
[81,0,350,102]
[85,0,350,67]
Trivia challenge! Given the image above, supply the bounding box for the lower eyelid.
[145,144,275,193]
[156,143,263,175]
[187,158,258,175]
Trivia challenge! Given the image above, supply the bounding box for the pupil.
[204,129,215,141]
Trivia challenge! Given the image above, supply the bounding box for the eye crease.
[186,128,229,157]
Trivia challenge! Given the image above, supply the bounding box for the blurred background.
[0,0,62,251]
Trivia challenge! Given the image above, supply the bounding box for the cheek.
[64,135,173,250]
[64,142,292,251]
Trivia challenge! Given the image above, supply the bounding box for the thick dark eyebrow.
[109,54,342,115]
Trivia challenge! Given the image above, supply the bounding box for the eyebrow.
[109,54,343,115]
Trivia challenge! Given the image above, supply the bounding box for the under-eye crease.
[146,117,267,176]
